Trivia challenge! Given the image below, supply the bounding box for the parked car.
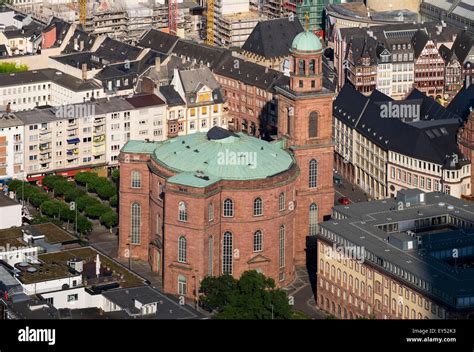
[338,197,350,205]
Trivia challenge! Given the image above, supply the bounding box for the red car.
[338,197,351,205]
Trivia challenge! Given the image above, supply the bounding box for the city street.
[333,172,369,205]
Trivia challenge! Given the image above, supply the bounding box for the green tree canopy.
[42,175,67,190]
[40,200,63,218]
[199,270,292,320]
[84,203,109,219]
[29,192,50,208]
[111,169,120,183]
[96,182,116,199]
[100,211,118,229]
[109,194,118,207]
[76,195,100,212]
[64,188,86,202]
[75,215,92,234]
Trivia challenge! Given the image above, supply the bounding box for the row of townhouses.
[333,22,473,101]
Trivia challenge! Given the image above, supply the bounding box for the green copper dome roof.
[291,31,322,52]
[122,127,294,188]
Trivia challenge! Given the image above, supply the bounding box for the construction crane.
[168,0,178,35]
[79,0,87,27]
[206,0,214,45]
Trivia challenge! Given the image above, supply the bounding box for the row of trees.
[42,174,118,231]
[74,172,118,207]
[7,179,93,234]
[7,171,120,233]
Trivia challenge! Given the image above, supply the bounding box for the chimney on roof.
[6,102,11,114]
[265,67,268,73]
[155,56,161,73]
[81,63,87,81]
[79,40,84,51]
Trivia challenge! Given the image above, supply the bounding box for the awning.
[67,138,80,144]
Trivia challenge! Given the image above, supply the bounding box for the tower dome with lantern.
[288,26,324,93]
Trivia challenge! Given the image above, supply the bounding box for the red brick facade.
[118,36,335,299]
[277,43,335,264]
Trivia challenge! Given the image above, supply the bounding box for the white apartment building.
[0,69,103,112]
[16,106,104,179]
[10,93,167,180]
[0,114,24,182]
[103,94,167,166]
[388,151,471,199]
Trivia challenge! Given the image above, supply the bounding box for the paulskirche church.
[118,30,334,299]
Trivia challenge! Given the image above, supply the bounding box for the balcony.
[67,138,81,145]
[94,117,105,126]
[94,126,105,134]
[39,143,51,151]
[39,133,52,142]
[93,135,105,145]
[92,145,105,156]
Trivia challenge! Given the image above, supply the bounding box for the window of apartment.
[67,294,78,302]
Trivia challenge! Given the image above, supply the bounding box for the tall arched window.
[208,235,214,276]
[178,201,187,222]
[279,192,285,211]
[309,203,318,236]
[309,59,316,75]
[178,275,187,295]
[157,182,164,199]
[178,236,187,263]
[131,170,141,188]
[222,232,233,274]
[298,59,305,75]
[287,107,292,136]
[309,159,318,188]
[223,198,234,217]
[253,197,263,216]
[279,225,285,268]
[253,230,263,252]
[309,112,318,138]
[131,202,141,244]
[208,202,214,222]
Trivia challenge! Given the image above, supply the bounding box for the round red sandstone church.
[118,30,334,299]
